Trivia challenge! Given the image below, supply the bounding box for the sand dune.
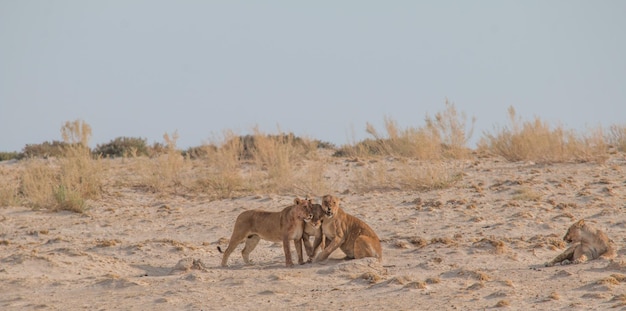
[1,153,626,310]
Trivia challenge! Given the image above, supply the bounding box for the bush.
[334,101,474,159]
[20,120,103,212]
[479,106,607,163]
[0,152,21,161]
[94,137,150,158]
[607,125,626,152]
[22,141,70,158]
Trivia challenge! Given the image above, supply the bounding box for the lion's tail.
[217,246,224,253]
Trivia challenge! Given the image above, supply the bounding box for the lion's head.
[563,219,585,243]
[321,195,340,218]
[294,197,314,222]
[308,203,325,228]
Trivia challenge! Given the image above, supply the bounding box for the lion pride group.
[218,195,615,268]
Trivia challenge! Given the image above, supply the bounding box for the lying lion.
[302,203,326,263]
[314,195,382,263]
[545,219,616,267]
[218,198,313,267]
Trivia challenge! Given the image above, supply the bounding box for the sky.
[1,1,625,152]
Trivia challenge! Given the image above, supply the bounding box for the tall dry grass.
[140,131,189,195]
[0,166,20,207]
[151,128,330,199]
[193,130,248,199]
[338,100,474,160]
[607,125,626,152]
[479,107,608,163]
[20,120,103,212]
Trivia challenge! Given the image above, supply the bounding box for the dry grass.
[352,158,463,192]
[607,125,626,152]
[480,106,608,163]
[193,130,248,199]
[140,131,189,195]
[248,127,319,193]
[5,115,626,209]
[19,120,103,212]
[338,101,474,160]
[0,166,21,207]
[511,187,542,202]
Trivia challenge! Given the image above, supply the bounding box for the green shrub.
[0,152,21,161]
[94,137,149,158]
[22,141,70,158]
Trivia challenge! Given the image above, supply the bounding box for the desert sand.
[2,152,626,310]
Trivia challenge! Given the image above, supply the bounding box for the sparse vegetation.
[3,110,626,210]
[140,131,188,195]
[335,100,474,160]
[607,124,626,152]
[18,120,103,212]
[480,106,608,163]
[94,137,150,158]
[0,152,21,161]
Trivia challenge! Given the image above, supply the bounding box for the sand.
[1,153,626,310]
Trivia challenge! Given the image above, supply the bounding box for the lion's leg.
[545,245,576,267]
[302,234,314,259]
[354,236,381,261]
[282,237,294,267]
[241,235,261,265]
[572,245,590,264]
[220,233,247,267]
[306,233,324,263]
[600,244,617,260]
[295,237,305,265]
[314,237,342,263]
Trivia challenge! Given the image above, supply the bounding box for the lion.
[545,219,616,267]
[302,203,326,263]
[314,195,382,263]
[218,198,313,267]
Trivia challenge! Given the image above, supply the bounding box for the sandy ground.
[2,153,626,310]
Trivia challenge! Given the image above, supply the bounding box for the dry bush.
[336,101,474,160]
[20,159,58,209]
[20,120,103,212]
[607,124,626,152]
[191,129,329,198]
[292,159,333,197]
[352,158,463,192]
[479,106,608,163]
[0,167,20,206]
[248,127,320,193]
[140,131,188,195]
[193,130,248,199]
[511,187,542,201]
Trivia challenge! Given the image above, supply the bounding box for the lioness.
[314,195,382,263]
[302,203,325,263]
[218,198,313,267]
[545,219,616,267]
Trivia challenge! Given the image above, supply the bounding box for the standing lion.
[218,198,313,267]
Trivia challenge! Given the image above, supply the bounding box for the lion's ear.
[576,219,585,227]
[294,198,301,204]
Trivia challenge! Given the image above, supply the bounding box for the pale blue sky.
[1,1,625,152]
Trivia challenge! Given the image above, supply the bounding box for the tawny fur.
[218,198,313,267]
[314,195,382,263]
[545,219,616,267]
[302,203,325,263]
